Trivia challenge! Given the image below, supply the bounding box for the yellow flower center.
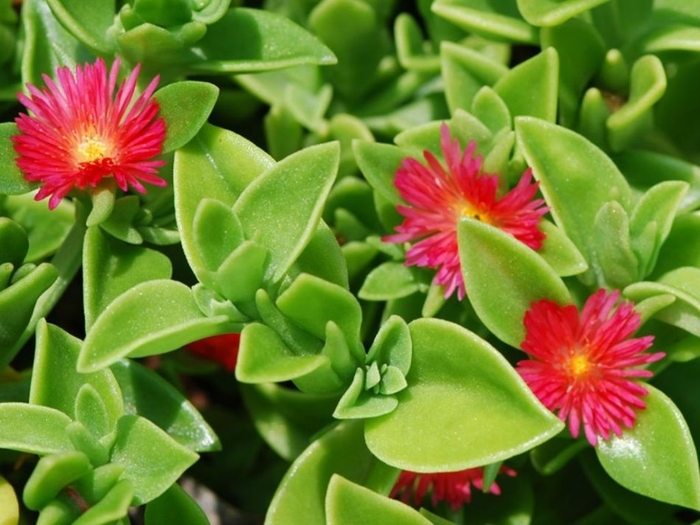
[461,203,493,224]
[568,353,592,378]
[77,136,110,163]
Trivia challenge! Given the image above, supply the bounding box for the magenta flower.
[384,124,548,300]
[517,289,665,446]
[13,58,166,210]
[391,466,516,511]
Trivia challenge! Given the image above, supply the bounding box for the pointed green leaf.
[471,87,511,134]
[0,403,73,455]
[145,483,209,525]
[366,315,412,376]
[353,141,405,206]
[189,8,337,73]
[45,0,114,53]
[233,142,339,282]
[0,218,28,267]
[174,123,274,281]
[592,201,638,288]
[494,48,558,123]
[596,386,700,511]
[458,217,571,348]
[79,280,232,373]
[156,81,219,153]
[359,262,425,301]
[365,318,564,471]
[537,220,588,277]
[110,359,220,453]
[23,451,92,511]
[72,479,134,525]
[30,322,123,432]
[334,368,400,420]
[84,226,172,331]
[266,421,397,525]
[432,0,538,43]
[326,475,432,525]
[516,116,632,260]
[517,0,608,26]
[111,415,199,505]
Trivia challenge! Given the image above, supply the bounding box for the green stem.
[4,208,87,368]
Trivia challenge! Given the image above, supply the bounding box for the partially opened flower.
[187,333,241,372]
[384,124,548,300]
[13,57,166,210]
[517,289,665,446]
[391,466,516,511]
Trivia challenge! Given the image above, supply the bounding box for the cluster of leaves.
[1,0,700,524]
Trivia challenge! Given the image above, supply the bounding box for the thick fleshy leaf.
[110,415,199,505]
[471,87,511,135]
[537,220,588,277]
[293,222,349,289]
[45,0,114,53]
[395,13,440,72]
[432,0,538,43]
[174,123,274,281]
[83,226,172,331]
[326,475,432,525]
[352,141,405,205]
[0,403,73,455]
[72,479,133,524]
[624,268,700,337]
[79,280,232,373]
[156,81,220,153]
[516,116,632,261]
[23,451,92,511]
[240,382,338,461]
[189,8,337,73]
[458,218,571,348]
[236,322,327,384]
[233,142,339,282]
[596,386,700,511]
[607,56,666,152]
[0,122,35,195]
[110,359,220,453]
[364,318,564,471]
[517,0,608,26]
[0,263,58,363]
[0,475,19,525]
[359,262,426,301]
[266,421,398,525]
[592,201,638,288]
[145,483,209,525]
[0,218,28,267]
[493,48,558,122]
[30,321,123,432]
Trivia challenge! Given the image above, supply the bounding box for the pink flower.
[391,466,516,511]
[517,289,665,446]
[187,333,241,372]
[384,124,548,300]
[13,58,166,210]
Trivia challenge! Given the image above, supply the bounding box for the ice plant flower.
[391,466,516,511]
[384,124,548,300]
[13,57,166,210]
[516,289,665,446]
[187,333,241,372]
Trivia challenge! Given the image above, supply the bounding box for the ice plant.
[13,57,166,210]
[391,466,516,511]
[516,289,665,446]
[384,124,548,300]
[187,333,241,372]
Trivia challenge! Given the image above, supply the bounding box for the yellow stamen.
[461,203,493,224]
[569,354,591,377]
[77,136,109,163]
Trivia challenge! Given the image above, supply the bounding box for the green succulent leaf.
[334,368,400,420]
[266,421,398,525]
[83,226,172,331]
[189,8,337,73]
[72,479,134,525]
[0,218,28,267]
[0,475,19,525]
[352,141,405,206]
[110,359,220,453]
[23,451,92,511]
[110,415,199,505]
[516,116,632,263]
[592,201,638,288]
[596,386,700,511]
[0,403,74,455]
[144,483,210,525]
[359,262,425,301]
[493,47,559,123]
[517,0,608,27]
[45,0,114,53]
[326,475,432,525]
[156,81,220,153]
[537,220,588,277]
[233,142,340,283]
[174,123,274,283]
[366,315,412,376]
[79,280,232,372]
[30,321,123,433]
[458,217,571,349]
[364,318,564,471]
